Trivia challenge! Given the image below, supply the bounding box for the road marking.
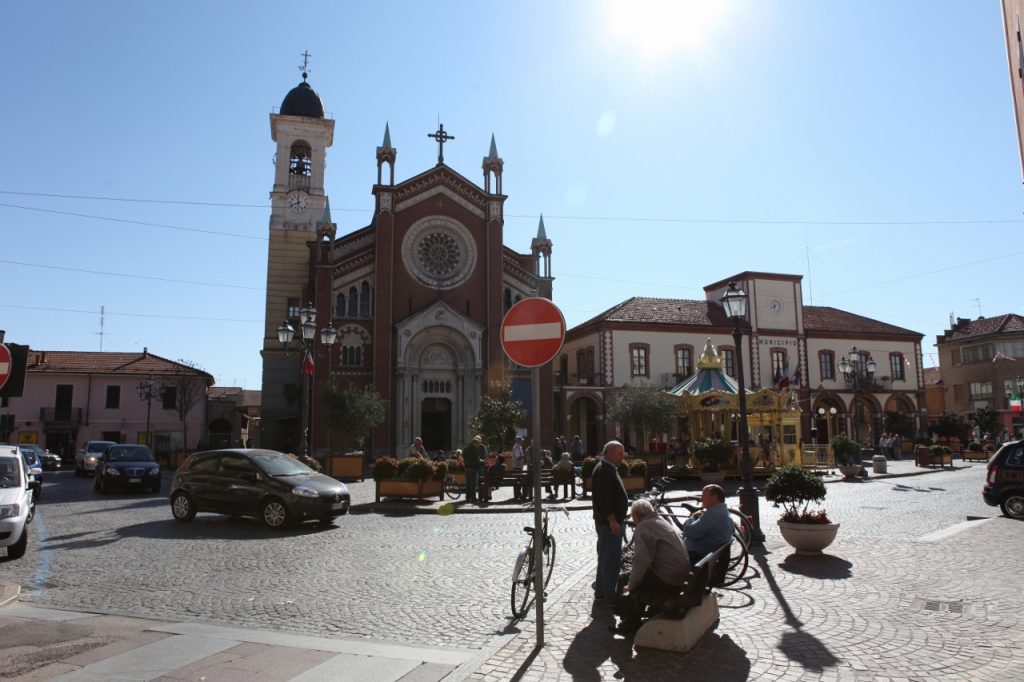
[916,517,996,542]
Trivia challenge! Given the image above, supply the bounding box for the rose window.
[417,233,460,277]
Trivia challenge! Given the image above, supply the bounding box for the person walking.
[569,435,584,461]
[511,436,526,500]
[463,435,486,504]
[592,440,629,605]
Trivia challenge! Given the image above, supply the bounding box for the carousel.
[667,339,804,471]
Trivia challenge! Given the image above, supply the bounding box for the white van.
[0,446,35,561]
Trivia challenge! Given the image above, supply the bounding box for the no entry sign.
[0,345,11,391]
[500,298,566,367]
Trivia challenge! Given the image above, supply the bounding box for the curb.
[0,578,20,607]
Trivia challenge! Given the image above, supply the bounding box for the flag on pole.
[1012,396,1022,413]
[773,366,784,388]
[993,351,1017,363]
[303,351,314,376]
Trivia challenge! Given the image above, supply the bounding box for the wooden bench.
[632,542,730,653]
[480,469,575,501]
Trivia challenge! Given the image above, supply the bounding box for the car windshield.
[0,459,23,487]
[87,442,116,453]
[106,446,155,462]
[249,452,314,477]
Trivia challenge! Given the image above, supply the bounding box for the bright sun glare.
[606,0,728,60]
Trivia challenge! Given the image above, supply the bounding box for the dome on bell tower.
[280,74,325,119]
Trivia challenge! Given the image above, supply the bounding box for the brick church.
[260,71,554,456]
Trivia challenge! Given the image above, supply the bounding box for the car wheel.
[1000,492,1024,520]
[260,499,290,529]
[171,492,196,522]
[3,527,28,561]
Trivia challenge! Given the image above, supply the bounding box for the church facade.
[259,74,554,456]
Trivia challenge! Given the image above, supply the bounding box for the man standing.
[463,435,486,504]
[511,436,526,500]
[613,499,690,633]
[681,484,734,563]
[592,440,629,605]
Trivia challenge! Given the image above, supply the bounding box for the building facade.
[259,74,554,456]
[0,346,213,460]
[207,387,262,449]
[557,272,926,455]
[935,314,1024,437]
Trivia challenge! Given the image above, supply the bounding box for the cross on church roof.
[428,123,454,166]
[299,50,312,81]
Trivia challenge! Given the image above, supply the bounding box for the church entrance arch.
[421,397,452,451]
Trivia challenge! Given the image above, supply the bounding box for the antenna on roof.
[973,298,982,317]
[97,305,105,352]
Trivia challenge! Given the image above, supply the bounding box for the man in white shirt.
[511,436,526,500]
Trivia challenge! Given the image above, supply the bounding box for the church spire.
[482,133,504,194]
[530,214,552,278]
[376,122,396,185]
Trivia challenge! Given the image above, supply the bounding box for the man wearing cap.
[592,440,629,605]
[463,435,486,503]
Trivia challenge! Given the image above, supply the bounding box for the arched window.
[335,293,346,318]
[504,288,513,312]
[347,287,358,318]
[360,282,371,317]
[289,141,312,176]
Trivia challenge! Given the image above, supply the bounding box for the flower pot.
[325,454,365,481]
[838,464,862,479]
[778,520,840,555]
[375,477,444,502]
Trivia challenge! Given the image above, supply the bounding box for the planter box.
[964,450,991,463]
[916,453,953,468]
[375,477,444,502]
[581,473,647,496]
[449,471,466,485]
[325,454,365,481]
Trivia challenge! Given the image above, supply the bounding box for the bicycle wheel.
[720,531,749,587]
[444,475,463,500]
[729,507,752,548]
[542,535,556,590]
[622,519,634,548]
[510,545,534,617]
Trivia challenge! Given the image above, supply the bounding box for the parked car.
[75,440,118,477]
[0,446,34,561]
[983,440,1024,520]
[21,444,60,471]
[170,449,350,529]
[94,445,162,494]
[18,447,42,501]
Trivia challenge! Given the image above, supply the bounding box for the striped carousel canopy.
[667,338,748,397]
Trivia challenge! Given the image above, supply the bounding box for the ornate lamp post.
[837,347,876,443]
[277,304,338,458]
[136,374,159,448]
[817,406,838,444]
[720,281,763,544]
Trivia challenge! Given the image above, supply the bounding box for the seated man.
[483,455,507,502]
[681,484,734,564]
[613,499,690,634]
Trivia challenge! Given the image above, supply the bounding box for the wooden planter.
[582,474,647,496]
[964,450,991,463]
[448,471,466,485]
[325,454,365,481]
[375,477,444,502]
[917,453,953,468]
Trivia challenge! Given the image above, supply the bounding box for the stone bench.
[632,542,729,653]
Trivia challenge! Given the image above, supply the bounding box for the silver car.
[0,447,34,561]
[75,440,118,477]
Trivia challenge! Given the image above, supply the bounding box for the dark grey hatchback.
[170,449,350,528]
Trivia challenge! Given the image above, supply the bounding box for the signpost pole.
[532,364,544,647]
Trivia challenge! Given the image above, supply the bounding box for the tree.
[971,407,1002,440]
[469,381,526,452]
[607,384,677,452]
[162,360,208,453]
[321,383,388,450]
[934,412,968,443]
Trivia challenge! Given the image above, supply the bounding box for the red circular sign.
[500,298,566,367]
[0,344,11,391]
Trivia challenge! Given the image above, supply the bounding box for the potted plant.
[694,438,733,483]
[764,465,839,555]
[922,444,953,468]
[374,456,444,502]
[830,435,863,479]
[618,458,648,493]
[964,441,988,462]
[325,450,365,481]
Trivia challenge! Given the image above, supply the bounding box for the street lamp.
[837,347,876,443]
[720,281,763,544]
[277,304,338,458]
[817,406,838,444]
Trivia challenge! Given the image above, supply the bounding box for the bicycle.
[624,478,751,587]
[443,472,464,500]
[510,506,569,618]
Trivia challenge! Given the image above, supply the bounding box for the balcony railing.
[40,407,83,424]
[842,375,891,392]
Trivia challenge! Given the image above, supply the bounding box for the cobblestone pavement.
[469,465,1023,682]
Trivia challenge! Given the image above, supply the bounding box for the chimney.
[0,330,5,343]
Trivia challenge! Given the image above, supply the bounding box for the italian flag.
[1011,396,1022,413]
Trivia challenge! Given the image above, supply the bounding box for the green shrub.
[967,441,983,452]
[581,457,598,478]
[693,439,733,472]
[764,465,828,521]
[403,457,435,482]
[830,435,861,466]
[627,458,647,476]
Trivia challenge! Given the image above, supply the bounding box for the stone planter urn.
[838,464,862,480]
[778,520,840,555]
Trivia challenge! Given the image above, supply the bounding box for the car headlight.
[148,466,160,475]
[0,504,21,519]
[105,467,120,476]
[291,485,319,498]
[86,456,97,463]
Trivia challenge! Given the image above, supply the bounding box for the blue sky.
[2,1,1023,388]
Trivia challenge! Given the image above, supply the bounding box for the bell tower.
[261,56,335,451]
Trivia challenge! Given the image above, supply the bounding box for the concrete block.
[633,593,719,653]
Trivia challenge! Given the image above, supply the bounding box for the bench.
[480,469,575,501]
[632,542,730,653]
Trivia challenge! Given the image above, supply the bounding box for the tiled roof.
[26,350,214,382]
[209,387,261,405]
[802,306,921,337]
[922,367,942,386]
[570,298,920,338]
[937,314,1024,342]
[571,298,732,331]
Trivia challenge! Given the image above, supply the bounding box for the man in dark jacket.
[463,435,486,503]
[591,440,628,605]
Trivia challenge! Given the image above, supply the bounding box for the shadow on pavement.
[778,553,853,580]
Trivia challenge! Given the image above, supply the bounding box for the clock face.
[768,299,783,315]
[288,191,309,213]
